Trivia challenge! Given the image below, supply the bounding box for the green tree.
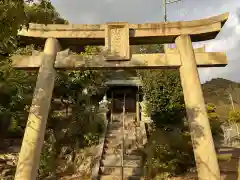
[24,0,68,24]
[38,47,109,179]
[0,0,32,141]
[0,0,28,54]
[207,103,222,137]
[138,67,224,178]
[1,1,109,179]
[0,0,67,141]
[134,43,193,177]
[138,69,185,127]
[228,109,240,124]
[138,69,194,178]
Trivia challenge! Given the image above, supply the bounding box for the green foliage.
[138,69,185,127]
[0,0,61,140]
[228,109,240,124]
[0,59,35,138]
[139,69,226,178]
[207,104,222,136]
[138,68,194,178]
[131,44,164,54]
[39,46,108,177]
[1,1,107,179]
[0,0,27,53]
[24,0,68,24]
[38,130,56,178]
[0,2,69,178]
[143,127,194,178]
[84,133,100,146]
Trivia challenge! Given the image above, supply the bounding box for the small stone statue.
[99,94,111,110]
[99,95,112,122]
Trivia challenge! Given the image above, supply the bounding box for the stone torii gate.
[11,13,229,180]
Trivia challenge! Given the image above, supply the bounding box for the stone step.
[104,142,139,150]
[108,120,135,124]
[219,158,240,172]
[169,172,238,180]
[106,133,119,139]
[103,152,142,158]
[111,118,122,121]
[103,147,142,157]
[104,137,138,147]
[107,127,121,132]
[101,156,141,167]
[124,137,137,144]
[107,129,122,135]
[217,147,240,158]
[125,162,141,169]
[103,152,122,158]
[99,166,142,176]
[102,153,142,161]
[103,147,121,153]
[125,148,143,156]
[101,154,122,164]
[124,131,137,136]
[105,136,122,142]
[105,136,136,145]
[104,137,121,144]
[124,141,140,151]
[104,142,122,149]
[99,175,124,180]
[100,175,142,180]
[106,127,137,134]
[111,116,135,121]
[124,125,137,130]
[106,133,122,139]
[217,146,240,152]
[106,133,136,139]
[124,130,137,136]
[220,172,239,180]
[124,154,142,161]
[108,123,122,129]
[107,127,137,133]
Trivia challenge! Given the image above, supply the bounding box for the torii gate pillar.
[176,35,220,180]
[14,38,61,180]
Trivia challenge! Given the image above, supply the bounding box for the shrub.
[138,69,195,178]
[228,109,240,124]
[207,104,223,137]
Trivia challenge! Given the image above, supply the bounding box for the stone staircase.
[217,146,240,180]
[0,153,18,179]
[98,113,145,180]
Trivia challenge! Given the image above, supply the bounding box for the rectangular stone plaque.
[105,22,130,60]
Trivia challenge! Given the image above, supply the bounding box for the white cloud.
[104,0,115,3]
[75,12,100,24]
[199,8,240,83]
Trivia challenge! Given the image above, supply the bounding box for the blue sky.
[51,0,240,82]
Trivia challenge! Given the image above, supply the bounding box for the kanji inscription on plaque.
[105,22,130,60]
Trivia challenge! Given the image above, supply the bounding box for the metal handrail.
[121,93,126,180]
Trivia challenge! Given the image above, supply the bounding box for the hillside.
[202,78,240,121]
[202,78,240,105]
